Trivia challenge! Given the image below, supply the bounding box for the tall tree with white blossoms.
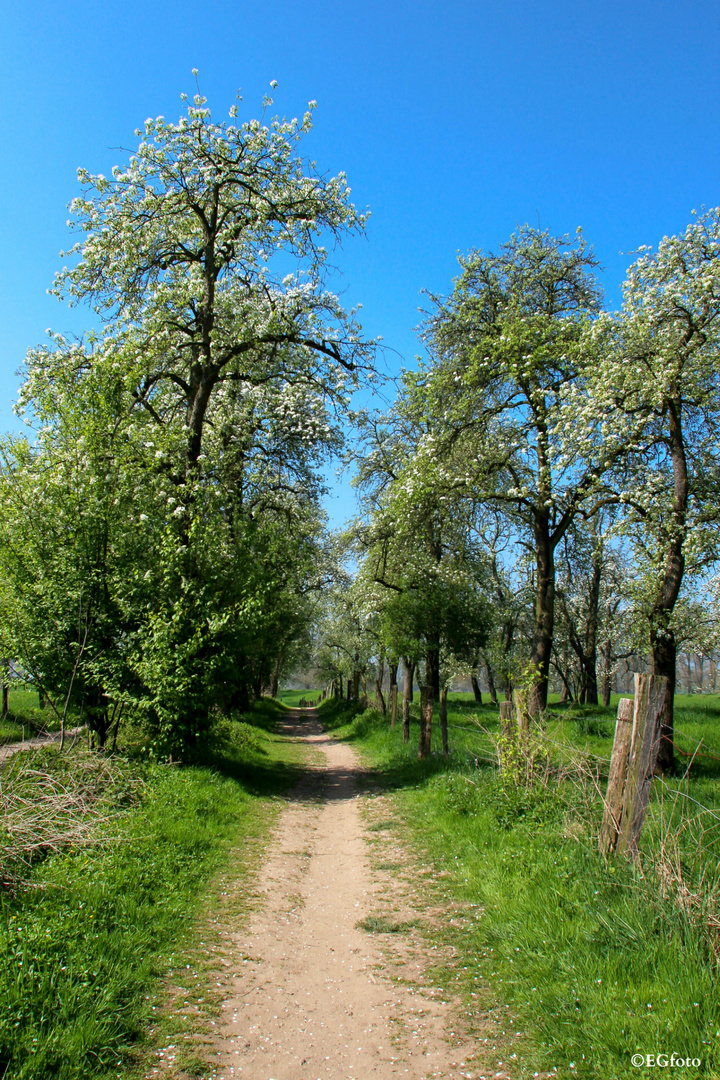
[420,228,611,713]
[55,78,371,482]
[583,208,720,771]
[10,79,374,752]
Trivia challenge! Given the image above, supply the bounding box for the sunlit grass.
[326,694,720,1079]
[0,687,70,745]
[277,687,322,707]
[0,699,301,1080]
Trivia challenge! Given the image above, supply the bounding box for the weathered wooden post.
[598,697,634,856]
[599,673,669,859]
[418,686,433,759]
[617,673,669,858]
[390,684,398,729]
[513,688,529,736]
[499,699,514,738]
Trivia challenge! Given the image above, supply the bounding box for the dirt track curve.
[0,727,85,764]
[206,709,482,1080]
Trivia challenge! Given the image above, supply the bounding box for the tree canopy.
[1,80,719,769]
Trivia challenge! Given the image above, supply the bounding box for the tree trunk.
[601,636,612,707]
[403,656,414,703]
[651,625,677,773]
[389,656,399,728]
[471,673,482,704]
[338,672,343,699]
[582,532,603,706]
[402,659,414,743]
[94,712,110,749]
[1,681,8,718]
[388,656,399,696]
[375,655,386,715]
[484,653,498,705]
[528,512,555,715]
[651,400,688,774]
[440,686,449,758]
[235,679,250,712]
[111,704,124,753]
[419,686,433,759]
[425,634,440,701]
[270,656,281,698]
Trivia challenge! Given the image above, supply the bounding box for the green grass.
[277,687,323,707]
[0,699,306,1080]
[0,687,69,744]
[325,694,720,1079]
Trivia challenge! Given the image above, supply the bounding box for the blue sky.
[1,0,718,521]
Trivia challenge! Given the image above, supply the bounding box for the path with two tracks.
[202,710,486,1080]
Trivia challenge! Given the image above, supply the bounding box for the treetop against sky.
[1,0,718,523]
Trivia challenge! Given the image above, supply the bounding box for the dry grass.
[0,746,144,888]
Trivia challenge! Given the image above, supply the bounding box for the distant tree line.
[316,218,720,772]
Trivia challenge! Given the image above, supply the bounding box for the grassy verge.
[321,695,720,1079]
[0,698,305,1080]
[0,687,70,745]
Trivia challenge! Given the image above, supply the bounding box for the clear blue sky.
[1,0,718,520]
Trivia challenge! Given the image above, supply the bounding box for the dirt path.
[208,711,482,1080]
[0,727,85,764]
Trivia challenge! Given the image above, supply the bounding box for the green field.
[0,687,66,745]
[277,687,326,707]
[0,699,307,1080]
[321,692,720,1080]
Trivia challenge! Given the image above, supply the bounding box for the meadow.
[0,688,66,745]
[0,699,306,1080]
[321,691,720,1079]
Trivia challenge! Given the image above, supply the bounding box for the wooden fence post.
[598,697,634,856]
[598,674,669,859]
[513,688,529,736]
[499,700,514,738]
[616,672,669,859]
[418,686,433,759]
